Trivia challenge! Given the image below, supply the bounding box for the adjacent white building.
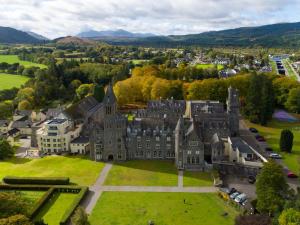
[37,117,82,154]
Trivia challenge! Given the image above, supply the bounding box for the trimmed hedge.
[3,176,70,185]
[30,187,56,219]
[59,186,89,225]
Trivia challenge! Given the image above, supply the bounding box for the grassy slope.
[195,64,224,70]
[0,55,47,68]
[0,156,104,186]
[89,192,238,225]
[35,192,77,225]
[0,73,29,90]
[282,59,298,80]
[245,119,300,174]
[104,160,178,186]
[183,171,214,187]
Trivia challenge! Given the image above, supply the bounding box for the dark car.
[257,137,266,142]
[248,176,256,184]
[229,188,237,195]
[265,147,273,152]
[249,127,258,133]
[287,172,298,178]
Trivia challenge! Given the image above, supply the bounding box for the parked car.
[265,147,273,152]
[235,193,247,203]
[241,199,248,206]
[269,153,282,159]
[229,188,237,195]
[287,172,298,178]
[249,127,258,133]
[230,192,240,199]
[257,137,266,142]
[248,175,256,184]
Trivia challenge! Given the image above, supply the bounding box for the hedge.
[59,186,89,225]
[3,176,70,185]
[30,187,56,219]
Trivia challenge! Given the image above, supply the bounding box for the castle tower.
[103,83,117,116]
[227,86,239,136]
[175,116,185,169]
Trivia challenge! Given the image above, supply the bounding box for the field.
[0,73,29,90]
[270,60,278,74]
[245,119,300,174]
[0,55,47,68]
[89,192,238,225]
[196,64,224,70]
[104,160,178,186]
[0,156,104,186]
[183,171,215,187]
[35,192,78,225]
[131,59,149,65]
[282,59,298,80]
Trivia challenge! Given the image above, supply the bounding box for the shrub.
[279,129,294,153]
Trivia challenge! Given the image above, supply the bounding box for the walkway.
[82,163,217,214]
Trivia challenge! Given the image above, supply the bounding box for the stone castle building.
[84,84,240,171]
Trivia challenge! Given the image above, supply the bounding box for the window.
[167,136,171,142]
[153,151,157,157]
[156,136,160,141]
[196,157,200,164]
[187,156,191,164]
[158,151,162,157]
[166,144,171,149]
[137,136,141,142]
[140,151,144,156]
[192,157,195,164]
[195,151,200,155]
[135,151,139,157]
[189,141,198,146]
[137,142,142,148]
[146,143,150,149]
[53,139,56,142]
[155,144,160,149]
[187,150,192,155]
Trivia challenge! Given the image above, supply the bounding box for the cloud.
[0,0,299,39]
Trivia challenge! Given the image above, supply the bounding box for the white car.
[234,193,247,203]
[269,153,282,159]
[230,192,240,199]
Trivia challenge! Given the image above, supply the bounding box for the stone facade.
[87,84,240,171]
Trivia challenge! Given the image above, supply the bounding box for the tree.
[0,138,14,160]
[70,207,90,225]
[235,214,271,225]
[0,192,30,218]
[0,214,32,225]
[93,84,105,102]
[280,129,294,153]
[285,87,300,113]
[278,208,300,225]
[76,84,94,100]
[256,161,288,215]
[18,100,33,110]
[0,100,14,119]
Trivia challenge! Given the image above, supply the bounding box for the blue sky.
[0,0,299,39]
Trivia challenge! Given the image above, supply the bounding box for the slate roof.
[71,136,89,144]
[11,120,32,128]
[230,137,253,154]
[0,120,9,127]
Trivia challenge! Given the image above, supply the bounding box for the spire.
[103,83,117,104]
[175,116,184,131]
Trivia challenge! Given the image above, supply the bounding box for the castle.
[84,84,240,171]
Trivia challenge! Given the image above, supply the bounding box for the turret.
[103,83,117,116]
[227,87,239,136]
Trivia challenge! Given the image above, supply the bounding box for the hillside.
[27,31,49,41]
[55,36,96,46]
[101,22,300,48]
[77,29,155,39]
[0,27,41,44]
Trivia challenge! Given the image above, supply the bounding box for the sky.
[0,0,300,39]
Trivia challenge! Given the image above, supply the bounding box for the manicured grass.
[282,59,298,80]
[0,156,104,186]
[183,171,215,187]
[270,60,278,74]
[89,192,238,225]
[0,55,47,68]
[196,64,224,70]
[104,160,178,186]
[35,192,77,225]
[245,119,300,174]
[131,59,149,65]
[0,73,29,90]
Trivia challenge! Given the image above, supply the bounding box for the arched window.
[187,156,190,164]
[192,157,195,164]
[196,157,200,164]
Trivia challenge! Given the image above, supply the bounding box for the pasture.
[0,73,29,90]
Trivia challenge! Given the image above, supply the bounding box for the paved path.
[81,163,112,214]
[178,170,183,188]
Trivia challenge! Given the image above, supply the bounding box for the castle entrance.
[108,154,114,161]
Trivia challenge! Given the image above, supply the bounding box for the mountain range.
[77,29,155,39]
[1,22,300,48]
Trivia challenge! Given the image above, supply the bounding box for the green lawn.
[270,60,278,74]
[104,160,178,186]
[195,64,224,70]
[0,73,29,90]
[89,192,238,225]
[131,59,149,65]
[0,55,47,68]
[282,59,298,80]
[0,156,104,186]
[184,171,215,187]
[245,119,300,174]
[35,192,77,225]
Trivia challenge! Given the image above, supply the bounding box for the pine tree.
[70,207,90,225]
[280,129,294,153]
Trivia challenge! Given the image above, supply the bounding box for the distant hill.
[26,31,49,41]
[102,22,300,48]
[0,27,41,44]
[77,29,155,39]
[54,36,96,46]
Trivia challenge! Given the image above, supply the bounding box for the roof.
[71,136,89,144]
[0,120,9,127]
[102,84,117,104]
[6,128,20,136]
[230,137,253,154]
[65,96,99,120]
[211,133,221,144]
[14,110,32,117]
[46,107,64,119]
[47,118,67,125]
[11,120,32,128]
